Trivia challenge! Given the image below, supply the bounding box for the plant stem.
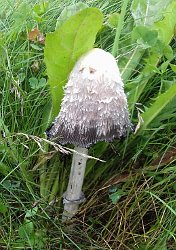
[111,0,129,57]
[62,146,88,222]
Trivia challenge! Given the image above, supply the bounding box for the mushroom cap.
[47,48,131,148]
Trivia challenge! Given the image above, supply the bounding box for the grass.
[0,0,176,249]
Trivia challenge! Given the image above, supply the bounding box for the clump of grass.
[0,0,176,249]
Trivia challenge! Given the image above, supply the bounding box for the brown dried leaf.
[28,28,45,44]
[151,146,176,167]
[99,173,130,192]
[28,28,40,41]
[31,61,40,73]
[37,33,45,44]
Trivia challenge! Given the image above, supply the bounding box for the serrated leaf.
[44,8,103,118]
[56,2,88,29]
[131,0,172,26]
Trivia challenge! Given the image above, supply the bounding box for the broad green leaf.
[131,26,158,49]
[162,80,174,92]
[0,163,11,176]
[33,2,49,16]
[18,220,34,239]
[160,60,169,73]
[109,186,118,193]
[163,45,174,60]
[29,77,46,89]
[2,180,21,191]
[138,83,176,132]
[29,77,38,89]
[0,201,8,215]
[131,0,172,26]
[109,189,125,204]
[25,207,38,218]
[56,2,88,29]
[170,63,176,73]
[18,73,25,82]
[38,78,47,88]
[44,8,103,118]
[107,13,120,28]
[128,1,176,108]
[122,0,174,81]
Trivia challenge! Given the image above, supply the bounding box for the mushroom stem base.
[62,146,88,222]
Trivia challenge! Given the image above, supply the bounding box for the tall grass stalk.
[111,0,129,57]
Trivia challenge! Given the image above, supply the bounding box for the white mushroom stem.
[62,146,88,221]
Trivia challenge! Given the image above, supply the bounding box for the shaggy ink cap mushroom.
[47,48,131,148]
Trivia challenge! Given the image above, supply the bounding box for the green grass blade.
[138,83,176,132]
[111,0,129,57]
[147,192,176,216]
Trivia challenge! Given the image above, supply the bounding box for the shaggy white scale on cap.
[47,48,131,148]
